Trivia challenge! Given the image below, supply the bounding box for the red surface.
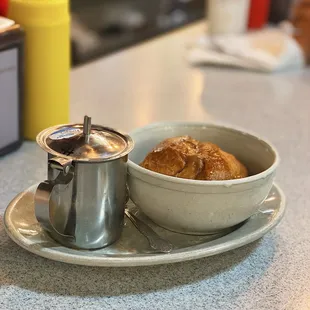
[248,0,271,29]
[0,0,8,17]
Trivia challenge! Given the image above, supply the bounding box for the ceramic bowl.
[127,122,279,235]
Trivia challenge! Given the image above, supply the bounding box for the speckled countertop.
[1,22,310,310]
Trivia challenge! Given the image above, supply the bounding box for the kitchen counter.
[1,22,310,310]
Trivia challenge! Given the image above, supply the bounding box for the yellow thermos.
[8,0,70,140]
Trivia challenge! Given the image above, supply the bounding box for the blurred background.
[71,0,293,66]
[1,0,300,147]
[71,0,205,66]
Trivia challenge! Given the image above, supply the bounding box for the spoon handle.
[125,209,173,253]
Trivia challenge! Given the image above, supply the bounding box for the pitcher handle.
[34,157,75,241]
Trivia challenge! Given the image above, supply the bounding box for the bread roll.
[140,136,248,180]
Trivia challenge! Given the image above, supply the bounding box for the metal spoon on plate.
[125,208,173,253]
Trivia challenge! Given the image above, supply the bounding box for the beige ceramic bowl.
[127,122,279,235]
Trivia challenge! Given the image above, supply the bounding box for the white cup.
[207,0,250,35]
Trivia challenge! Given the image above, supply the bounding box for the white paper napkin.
[188,26,305,73]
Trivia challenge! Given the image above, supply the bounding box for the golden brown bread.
[140,136,248,180]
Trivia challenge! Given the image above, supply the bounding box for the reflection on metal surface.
[259,209,275,215]
[34,117,134,250]
[18,228,39,236]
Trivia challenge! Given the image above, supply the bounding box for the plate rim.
[3,183,286,267]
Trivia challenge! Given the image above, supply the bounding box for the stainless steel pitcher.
[34,116,134,249]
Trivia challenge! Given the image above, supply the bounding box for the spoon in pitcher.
[124,208,173,253]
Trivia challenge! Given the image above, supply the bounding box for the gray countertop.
[1,22,310,310]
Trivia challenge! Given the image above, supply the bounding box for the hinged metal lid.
[36,116,134,162]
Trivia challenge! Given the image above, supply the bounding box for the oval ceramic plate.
[4,184,285,267]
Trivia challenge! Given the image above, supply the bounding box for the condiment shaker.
[8,0,70,140]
